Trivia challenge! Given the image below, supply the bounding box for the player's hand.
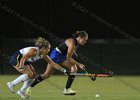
[79,64,85,70]
[18,65,24,72]
[19,67,24,72]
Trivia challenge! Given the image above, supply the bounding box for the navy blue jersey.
[57,37,79,56]
[50,37,79,63]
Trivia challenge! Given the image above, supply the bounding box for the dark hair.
[35,37,50,48]
[73,31,88,38]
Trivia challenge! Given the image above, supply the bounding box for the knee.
[71,69,77,73]
[70,66,78,73]
[28,72,37,79]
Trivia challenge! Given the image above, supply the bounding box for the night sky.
[0,0,140,39]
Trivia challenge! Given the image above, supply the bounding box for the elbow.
[67,57,72,62]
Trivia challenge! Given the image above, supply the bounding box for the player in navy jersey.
[6,37,68,99]
[28,31,88,95]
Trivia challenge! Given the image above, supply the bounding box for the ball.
[95,94,100,98]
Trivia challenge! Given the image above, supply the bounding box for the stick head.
[89,74,97,81]
[108,71,114,77]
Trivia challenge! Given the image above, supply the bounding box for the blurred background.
[0,0,140,75]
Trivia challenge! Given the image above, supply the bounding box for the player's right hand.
[79,64,85,70]
[18,65,24,72]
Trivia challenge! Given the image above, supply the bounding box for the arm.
[66,39,85,69]
[19,48,37,70]
[43,55,69,74]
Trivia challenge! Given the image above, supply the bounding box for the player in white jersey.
[6,37,69,99]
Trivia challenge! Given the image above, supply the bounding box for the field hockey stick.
[75,68,97,81]
[70,72,112,77]
[92,63,114,76]
[75,53,114,76]
[73,53,113,79]
[70,67,113,77]
[83,67,113,77]
[82,68,97,81]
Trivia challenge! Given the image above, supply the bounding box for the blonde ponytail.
[35,37,50,48]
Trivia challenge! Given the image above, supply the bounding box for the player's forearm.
[50,62,63,71]
[50,62,66,73]
[69,58,80,66]
[19,58,25,68]
[50,62,69,74]
[43,55,62,71]
[67,53,80,66]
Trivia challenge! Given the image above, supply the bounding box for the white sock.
[11,74,29,86]
[20,79,33,93]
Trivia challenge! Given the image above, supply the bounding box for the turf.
[0,75,140,100]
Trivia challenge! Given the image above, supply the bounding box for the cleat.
[17,90,29,99]
[7,82,15,93]
[25,87,32,97]
[63,88,76,95]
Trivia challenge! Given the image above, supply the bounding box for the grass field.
[0,75,140,100]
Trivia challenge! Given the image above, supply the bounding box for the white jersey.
[19,47,43,62]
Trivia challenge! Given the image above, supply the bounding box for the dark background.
[0,0,140,39]
[0,0,140,75]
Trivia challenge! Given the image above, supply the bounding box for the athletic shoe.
[17,90,29,99]
[63,88,76,95]
[6,82,15,93]
[25,87,32,97]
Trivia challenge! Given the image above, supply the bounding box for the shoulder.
[28,48,37,56]
[29,48,37,51]
[66,38,75,44]
[65,38,76,48]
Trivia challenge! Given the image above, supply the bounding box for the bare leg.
[8,65,36,87]
[7,65,36,99]
[30,64,54,87]
[19,65,36,93]
[61,60,77,95]
[42,63,55,79]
